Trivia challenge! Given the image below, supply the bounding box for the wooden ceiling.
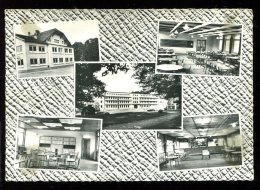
[160,114,240,138]
[19,116,101,132]
[159,21,242,37]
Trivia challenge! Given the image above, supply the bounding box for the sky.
[14,20,100,44]
[94,65,142,93]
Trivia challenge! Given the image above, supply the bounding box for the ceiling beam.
[204,31,242,37]
[169,21,183,33]
[202,29,242,36]
[179,23,211,34]
[189,24,240,35]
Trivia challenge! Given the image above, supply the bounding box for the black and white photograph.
[14,115,102,172]
[157,114,242,171]
[75,63,182,130]
[156,21,242,76]
[14,21,100,78]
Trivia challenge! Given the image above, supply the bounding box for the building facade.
[92,92,170,112]
[15,28,74,72]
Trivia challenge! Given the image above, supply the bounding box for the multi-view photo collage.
[13,19,243,172]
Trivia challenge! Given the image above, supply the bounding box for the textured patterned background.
[5,9,253,181]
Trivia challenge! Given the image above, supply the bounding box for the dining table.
[230,151,242,162]
[157,64,184,73]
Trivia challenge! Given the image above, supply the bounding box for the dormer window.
[54,39,59,44]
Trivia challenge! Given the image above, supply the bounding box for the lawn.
[78,111,181,129]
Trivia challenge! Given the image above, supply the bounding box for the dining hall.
[156,21,242,76]
[15,116,101,171]
[157,114,242,171]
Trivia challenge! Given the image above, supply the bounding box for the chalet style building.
[15,28,74,72]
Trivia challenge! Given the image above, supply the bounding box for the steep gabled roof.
[37,28,72,46]
[16,28,72,46]
[15,34,47,44]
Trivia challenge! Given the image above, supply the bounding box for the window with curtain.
[17,128,25,146]
[224,35,231,52]
[166,139,174,152]
[232,34,241,54]
[218,39,223,51]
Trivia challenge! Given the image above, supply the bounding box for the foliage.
[73,38,99,61]
[76,63,129,108]
[132,63,182,102]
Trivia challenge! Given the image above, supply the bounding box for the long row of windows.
[105,105,130,109]
[52,46,73,53]
[105,96,130,100]
[219,34,241,54]
[53,57,73,63]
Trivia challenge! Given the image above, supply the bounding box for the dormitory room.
[15,116,101,171]
[156,21,242,76]
[157,114,242,171]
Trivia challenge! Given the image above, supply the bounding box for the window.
[53,58,58,63]
[29,45,36,52]
[17,128,25,146]
[39,58,46,64]
[232,34,241,54]
[65,48,68,53]
[54,39,59,44]
[17,59,24,66]
[65,58,69,62]
[59,58,63,62]
[69,49,72,53]
[70,58,73,62]
[58,48,63,53]
[61,41,64,44]
[52,47,57,52]
[16,45,22,52]
[224,35,231,52]
[39,46,45,52]
[30,58,37,65]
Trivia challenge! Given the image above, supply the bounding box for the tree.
[132,63,182,104]
[75,63,129,108]
[72,38,100,61]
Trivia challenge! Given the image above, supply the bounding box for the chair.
[202,150,210,160]
[56,157,67,169]
[67,158,81,170]
[27,150,39,168]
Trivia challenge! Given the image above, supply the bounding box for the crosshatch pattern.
[5,9,253,181]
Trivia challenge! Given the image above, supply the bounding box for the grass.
[78,111,181,129]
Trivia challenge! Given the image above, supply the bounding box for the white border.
[156,112,243,172]
[14,114,103,173]
[13,20,101,80]
[73,62,183,131]
[155,20,243,78]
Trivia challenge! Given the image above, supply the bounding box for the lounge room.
[157,114,242,171]
[156,21,242,76]
[15,116,102,172]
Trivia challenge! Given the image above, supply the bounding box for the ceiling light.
[183,24,190,31]
[231,122,238,128]
[200,34,204,37]
[205,37,207,39]
[59,119,82,125]
[43,123,63,127]
[64,127,81,131]
[191,35,194,38]
[24,120,31,123]
[198,128,207,132]
[196,118,211,125]
[174,30,179,34]
[34,125,48,129]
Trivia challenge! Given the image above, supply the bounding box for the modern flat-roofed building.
[15,28,74,72]
[92,92,171,112]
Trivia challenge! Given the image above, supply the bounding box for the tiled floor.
[79,159,98,171]
[160,154,242,171]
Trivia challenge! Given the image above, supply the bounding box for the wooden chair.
[67,158,81,170]
[27,150,39,168]
[56,157,67,170]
